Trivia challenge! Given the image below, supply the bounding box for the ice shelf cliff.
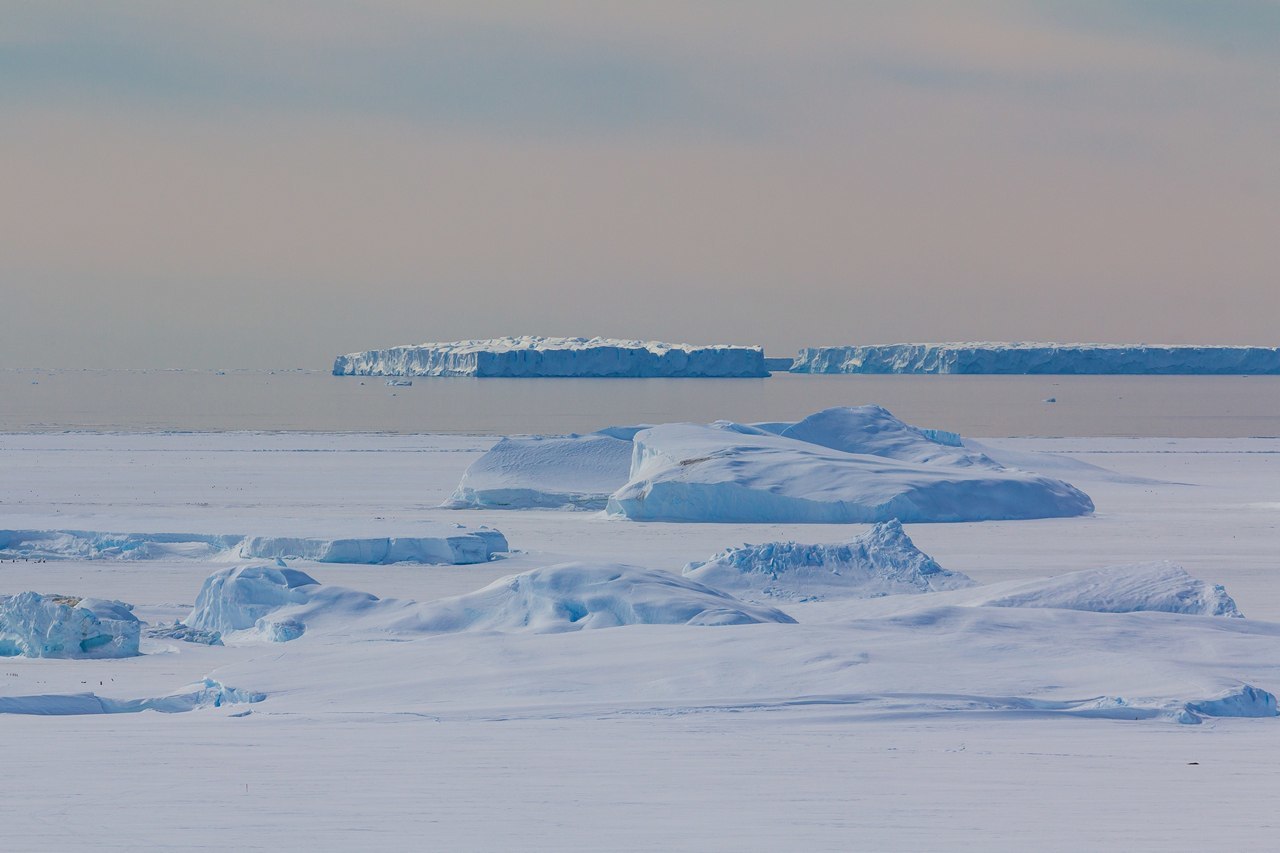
[791,343,1280,374]
[333,336,769,378]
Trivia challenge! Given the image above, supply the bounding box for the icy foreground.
[0,527,507,565]
[186,562,795,641]
[792,342,1280,374]
[333,336,769,378]
[449,405,1093,521]
[0,593,140,658]
[684,520,976,602]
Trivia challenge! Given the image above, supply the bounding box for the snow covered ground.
[1,431,1278,850]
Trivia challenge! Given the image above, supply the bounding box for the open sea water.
[3,369,1278,437]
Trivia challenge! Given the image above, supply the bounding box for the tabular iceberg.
[792,342,1280,374]
[333,336,769,378]
[445,433,634,510]
[0,527,508,565]
[0,593,141,658]
[683,520,976,602]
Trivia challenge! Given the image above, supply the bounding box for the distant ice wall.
[333,336,769,378]
[791,343,1280,375]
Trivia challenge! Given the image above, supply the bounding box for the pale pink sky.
[2,1,1277,366]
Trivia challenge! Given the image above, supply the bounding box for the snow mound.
[187,562,794,642]
[333,336,769,378]
[606,421,1093,523]
[971,562,1243,617]
[0,527,507,565]
[683,520,976,602]
[779,406,998,467]
[791,342,1280,374]
[445,433,633,510]
[396,562,797,633]
[0,592,141,658]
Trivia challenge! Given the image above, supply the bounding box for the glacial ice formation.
[683,520,976,602]
[186,562,795,642]
[445,433,634,510]
[0,527,508,565]
[446,406,1092,520]
[333,336,769,378]
[605,420,1094,523]
[0,592,141,658]
[0,678,263,715]
[791,342,1280,374]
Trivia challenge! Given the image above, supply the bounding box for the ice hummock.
[186,562,795,642]
[791,342,1280,375]
[0,527,508,565]
[0,592,141,658]
[333,336,769,378]
[606,420,1094,523]
[683,520,976,602]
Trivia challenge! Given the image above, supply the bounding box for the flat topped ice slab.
[333,336,769,378]
[792,342,1280,375]
[0,527,508,565]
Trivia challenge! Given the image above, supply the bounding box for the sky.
[2,1,1277,368]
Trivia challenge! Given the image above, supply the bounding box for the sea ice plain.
[2,429,1279,850]
[333,335,769,378]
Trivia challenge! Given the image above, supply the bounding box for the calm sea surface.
[3,369,1278,437]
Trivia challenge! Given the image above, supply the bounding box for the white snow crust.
[333,336,769,378]
[683,519,976,602]
[0,592,141,658]
[792,342,1280,374]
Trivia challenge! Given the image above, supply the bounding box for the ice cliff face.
[333,336,769,378]
[792,343,1280,374]
[0,593,141,658]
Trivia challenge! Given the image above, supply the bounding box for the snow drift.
[792,342,1280,375]
[968,562,1244,617]
[333,336,769,378]
[778,406,998,468]
[445,433,634,510]
[0,592,141,658]
[0,527,507,565]
[606,420,1093,523]
[683,520,976,602]
[186,562,795,642]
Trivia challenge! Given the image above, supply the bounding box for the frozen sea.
[3,369,1280,851]
[4,368,1280,436]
